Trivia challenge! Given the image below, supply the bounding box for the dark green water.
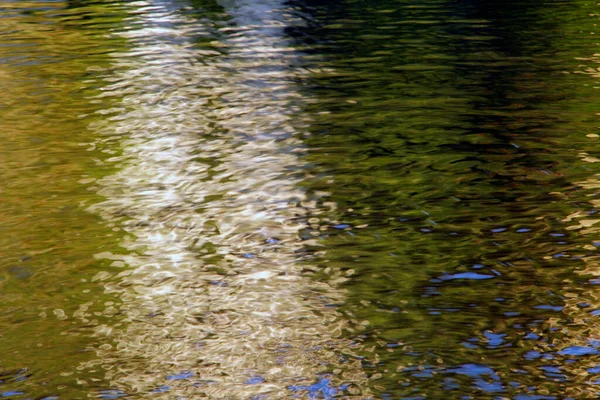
[3,0,600,398]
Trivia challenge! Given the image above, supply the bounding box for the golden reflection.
[0,1,129,397]
[79,0,369,397]
[536,54,600,399]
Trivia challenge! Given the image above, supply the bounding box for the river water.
[2,0,600,398]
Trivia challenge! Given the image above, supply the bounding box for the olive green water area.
[3,0,600,398]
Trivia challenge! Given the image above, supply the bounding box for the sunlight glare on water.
[79,0,368,398]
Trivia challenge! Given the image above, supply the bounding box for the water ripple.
[79,0,368,397]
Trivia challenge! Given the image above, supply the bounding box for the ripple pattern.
[78,0,368,397]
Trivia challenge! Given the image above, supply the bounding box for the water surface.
[2,0,600,398]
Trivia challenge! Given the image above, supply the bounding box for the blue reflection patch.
[588,366,600,374]
[558,346,599,356]
[166,371,194,381]
[97,390,128,399]
[474,378,504,392]
[439,272,494,281]
[484,331,505,347]
[1,392,24,397]
[444,363,504,394]
[524,333,540,340]
[524,350,541,360]
[288,378,348,399]
[534,305,563,312]
[332,224,350,229]
[587,338,600,347]
[446,364,497,378]
[246,376,265,385]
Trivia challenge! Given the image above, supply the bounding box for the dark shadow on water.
[288,0,600,397]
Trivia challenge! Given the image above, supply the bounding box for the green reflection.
[296,0,600,397]
[0,0,130,397]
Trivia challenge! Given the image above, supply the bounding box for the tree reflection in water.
[76,0,368,398]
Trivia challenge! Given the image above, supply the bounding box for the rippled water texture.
[4,0,600,398]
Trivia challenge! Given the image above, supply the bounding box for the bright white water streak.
[78,0,369,398]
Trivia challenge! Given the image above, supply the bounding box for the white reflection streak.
[80,0,366,398]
